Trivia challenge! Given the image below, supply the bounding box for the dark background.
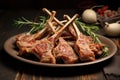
[0,0,119,10]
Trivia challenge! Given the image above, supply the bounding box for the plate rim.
[4,34,117,67]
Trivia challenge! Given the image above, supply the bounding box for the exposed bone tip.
[42,8,47,11]
[74,14,79,17]
[52,11,56,14]
[64,14,79,19]
[63,14,68,18]
[52,11,56,13]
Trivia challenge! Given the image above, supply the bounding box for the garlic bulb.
[104,22,120,36]
[82,9,97,23]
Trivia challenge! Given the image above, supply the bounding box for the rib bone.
[47,11,56,33]
[42,8,64,26]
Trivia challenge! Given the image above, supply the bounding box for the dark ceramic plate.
[4,34,117,67]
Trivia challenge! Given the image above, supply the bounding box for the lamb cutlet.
[65,15,95,61]
[16,26,48,55]
[32,11,57,64]
[53,37,78,64]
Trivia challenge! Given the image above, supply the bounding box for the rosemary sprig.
[75,18,109,56]
[14,16,47,34]
[75,19,100,43]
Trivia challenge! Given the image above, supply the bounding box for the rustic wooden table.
[0,9,120,80]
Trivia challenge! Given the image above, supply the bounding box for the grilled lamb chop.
[31,11,58,64]
[53,37,78,64]
[33,37,56,63]
[75,33,95,61]
[16,26,48,55]
[65,15,95,61]
[16,10,59,55]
